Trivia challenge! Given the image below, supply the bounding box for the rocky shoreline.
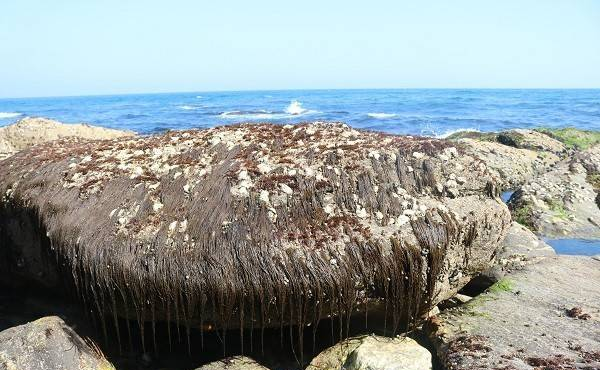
[0,118,598,370]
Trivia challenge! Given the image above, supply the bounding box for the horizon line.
[2,87,600,100]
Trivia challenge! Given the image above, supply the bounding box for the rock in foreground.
[427,256,600,370]
[306,335,432,370]
[196,356,269,370]
[0,316,115,370]
[0,117,134,160]
[0,122,510,337]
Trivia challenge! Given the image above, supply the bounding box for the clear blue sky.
[1,0,599,98]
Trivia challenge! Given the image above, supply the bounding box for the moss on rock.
[535,127,600,150]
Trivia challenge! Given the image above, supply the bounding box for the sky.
[1,0,599,98]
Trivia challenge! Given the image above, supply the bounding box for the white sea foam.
[0,112,22,119]
[367,113,397,119]
[195,96,203,99]
[436,128,481,139]
[219,110,276,120]
[285,100,308,115]
[179,105,199,110]
[219,101,319,121]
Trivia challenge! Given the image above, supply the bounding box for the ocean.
[1,89,599,136]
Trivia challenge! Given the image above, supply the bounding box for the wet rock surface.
[0,316,115,370]
[426,256,600,370]
[306,335,432,370]
[0,117,134,160]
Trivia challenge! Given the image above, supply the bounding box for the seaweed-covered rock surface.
[0,122,510,350]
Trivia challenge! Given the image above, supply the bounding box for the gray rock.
[196,356,269,370]
[306,335,432,370]
[509,157,600,238]
[0,117,134,160]
[0,316,115,370]
[426,256,600,370]
[460,222,555,295]
[497,222,556,270]
[456,137,560,189]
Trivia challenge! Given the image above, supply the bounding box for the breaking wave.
[179,105,200,111]
[0,112,22,119]
[436,128,481,139]
[285,100,308,115]
[367,113,397,119]
[219,101,319,120]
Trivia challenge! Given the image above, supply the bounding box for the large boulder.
[0,123,510,338]
[426,256,600,370]
[306,335,432,370]
[0,316,115,370]
[0,117,134,160]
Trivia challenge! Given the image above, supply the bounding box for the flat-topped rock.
[0,117,134,160]
[426,256,600,370]
[0,122,510,336]
[451,137,560,189]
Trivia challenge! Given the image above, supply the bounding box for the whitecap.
[436,128,481,139]
[0,112,22,119]
[367,113,397,119]
[179,105,199,111]
[195,96,203,99]
[219,110,275,120]
[285,100,308,115]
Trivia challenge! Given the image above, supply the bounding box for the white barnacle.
[179,219,188,233]
[259,190,270,204]
[280,183,293,195]
[152,201,163,212]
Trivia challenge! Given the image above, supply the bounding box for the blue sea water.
[545,239,600,257]
[1,89,599,136]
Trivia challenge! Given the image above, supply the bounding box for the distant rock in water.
[0,117,134,160]
[0,122,510,351]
